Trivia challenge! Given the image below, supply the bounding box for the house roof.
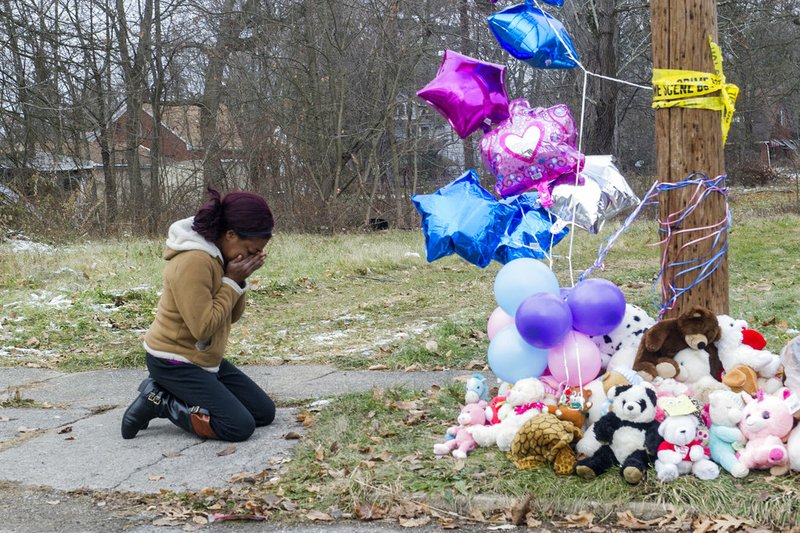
[142,103,244,151]
[0,151,96,171]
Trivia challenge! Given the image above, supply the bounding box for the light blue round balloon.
[487,324,549,384]
[493,257,560,316]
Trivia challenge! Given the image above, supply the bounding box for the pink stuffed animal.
[434,401,488,459]
[738,388,797,476]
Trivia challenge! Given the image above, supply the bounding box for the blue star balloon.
[411,170,517,268]
[493,192,569,263]
[488,2,580,69]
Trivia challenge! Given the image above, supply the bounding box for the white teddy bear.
[591,304,656,371]
[467,377,546,451]
[655,413,719,482]
[672,347,730,405]
[716,315,782,393]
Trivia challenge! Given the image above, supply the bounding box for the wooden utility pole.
[651,0,729,318]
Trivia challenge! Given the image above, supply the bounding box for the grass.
[161,383,800,529]
[2,185,800,528]
[3,188,798,371]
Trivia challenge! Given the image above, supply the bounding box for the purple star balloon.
[417,50,510,139]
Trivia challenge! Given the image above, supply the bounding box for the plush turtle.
[507,412,583,475]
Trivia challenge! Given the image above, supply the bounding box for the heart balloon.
[480,99,584,206]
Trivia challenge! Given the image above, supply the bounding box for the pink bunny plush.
[434,401,488,459]
[738,388,797,476]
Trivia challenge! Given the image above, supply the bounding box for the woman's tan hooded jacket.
[143,217,247,371]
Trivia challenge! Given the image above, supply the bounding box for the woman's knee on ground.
[253,395,276,427]
[213,411,256,442]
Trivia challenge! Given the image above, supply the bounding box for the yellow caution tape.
[652,36,739,144]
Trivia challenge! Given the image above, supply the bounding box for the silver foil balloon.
[547,155,639,234]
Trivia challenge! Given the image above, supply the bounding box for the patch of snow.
[0,346,59,358]
[29,292,72,308]
[9,240,54,253]
[310,331,347,344]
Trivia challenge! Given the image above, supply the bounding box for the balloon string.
[579,180,660,282]
[531,0,653,91]
[578,174,729,318]
[565,68,590,287]
[649,174,730,318]
[530,0,650,286]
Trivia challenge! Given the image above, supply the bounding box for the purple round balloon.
[515,292,573,349]
[566,278,626,336]
[417,50,510,139]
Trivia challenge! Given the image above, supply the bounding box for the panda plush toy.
[575,383,661,485]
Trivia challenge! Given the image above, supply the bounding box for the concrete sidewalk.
[0,365,483,494]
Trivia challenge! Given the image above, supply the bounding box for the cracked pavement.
[0,365,476,494]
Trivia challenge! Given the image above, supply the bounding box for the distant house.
[85,103,247,191]
[0,150,96,193]
[753,106,798,168]
[394,92,465,186]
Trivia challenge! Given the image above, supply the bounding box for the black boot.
[121,378,218,440]
[160,397,218,440]
[120,378,164,439]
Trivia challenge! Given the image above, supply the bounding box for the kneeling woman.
[121,189,276,442]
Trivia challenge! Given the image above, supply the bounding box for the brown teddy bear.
[633,306,722,381]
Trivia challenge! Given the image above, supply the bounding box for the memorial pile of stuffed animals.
[433,263,800,485]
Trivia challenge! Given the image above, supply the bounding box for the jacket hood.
[164,217,223,261]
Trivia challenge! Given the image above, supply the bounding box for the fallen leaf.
[393,400,419,411]
[510,495,530,526]
[424,340,438,352]
[46,500,59,505]
[369,451,392,462]
[281,500,297,512]
[327,468,346,478]
[691,515,714,533]
[64,436,76,441]
[216,445,237,457]
[562,511,594,527]
[314,445,324,462]
[617,511,661,530]
[438,516,459,529]
[152,518,183,526]
[284,431,302,440]
[399,516,431,528]
[368,364,389,371]
[148,475,164,481]
[162,451,182,458]
[526,516,542,528]
[354,503,386,520]
[209,513,266,523]
[58,426,72,434]
[710,514,757,530]
[306,510,333,521]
